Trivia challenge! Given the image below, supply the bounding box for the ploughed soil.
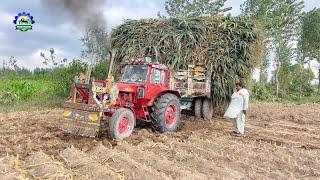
[0,103,320,179]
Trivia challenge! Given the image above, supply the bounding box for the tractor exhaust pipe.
[85,53,94,84]
[106,50,115,80]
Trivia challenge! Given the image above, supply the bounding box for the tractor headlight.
[88,113,99,122]
[137,87,144,99]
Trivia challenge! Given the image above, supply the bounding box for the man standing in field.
[224,82,249,136]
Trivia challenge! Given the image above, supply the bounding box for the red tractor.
[62,52,212,140]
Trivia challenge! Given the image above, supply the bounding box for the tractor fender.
[147,90,181,106]
[114,106,135,114]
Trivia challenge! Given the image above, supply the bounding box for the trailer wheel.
[109,108,135,141]
[151,94,181,133]
[194,98,203,118]
[202,98,213,120]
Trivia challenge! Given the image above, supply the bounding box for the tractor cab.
[115,57,177,120]
[116,56,175,101]
[120,57,167,85]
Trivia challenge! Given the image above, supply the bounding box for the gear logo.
[13,12,35,32]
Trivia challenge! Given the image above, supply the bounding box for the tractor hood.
[116,82,142,93]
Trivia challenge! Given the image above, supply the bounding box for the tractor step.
[142,106,150,121]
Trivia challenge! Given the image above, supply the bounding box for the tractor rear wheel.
[202,98,213,120]
[151,94,181,133]
[194,98,203,118]
[109,108,135,141]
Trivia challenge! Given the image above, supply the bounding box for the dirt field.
[0,103,320,179]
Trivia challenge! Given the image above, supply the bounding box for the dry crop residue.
[0,104,319,179]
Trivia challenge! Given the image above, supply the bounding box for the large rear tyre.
[151,94,181,133]
[109,108,135,141]
[194,98,203,118]
[202,98,213,120]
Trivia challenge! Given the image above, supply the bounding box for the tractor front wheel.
[109,108,135,141]
[151,94,181,133]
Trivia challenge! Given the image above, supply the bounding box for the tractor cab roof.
[126,56,168,71]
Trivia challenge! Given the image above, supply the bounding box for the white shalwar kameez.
[224,89,249,134]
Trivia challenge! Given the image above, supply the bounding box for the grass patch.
[0,75,64,112]
[252,96,320,105]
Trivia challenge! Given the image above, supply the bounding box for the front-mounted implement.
[61,51,117,137]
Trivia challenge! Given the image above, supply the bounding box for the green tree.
[81,25,109,61]
[165,0,231,18]
[300,8,320,60]
[279,63,315,97]
[241,0,304,97]
[259,50,269,85]
[299,8,320,94]
[80,24,110,80]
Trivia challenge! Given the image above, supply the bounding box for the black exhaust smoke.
[41,0,108,30]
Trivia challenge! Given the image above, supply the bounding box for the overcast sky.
[0,0,319,71]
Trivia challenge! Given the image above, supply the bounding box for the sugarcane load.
[61,16,263,140]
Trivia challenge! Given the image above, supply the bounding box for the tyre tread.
[109,108,135,140]
[151,93,181,132]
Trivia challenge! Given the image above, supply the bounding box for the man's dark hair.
[235,82,244,88]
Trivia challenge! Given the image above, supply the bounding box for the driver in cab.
[124,71,143,83]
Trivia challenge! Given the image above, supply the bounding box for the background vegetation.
[0,0,319,112]
[0,56,88,111]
